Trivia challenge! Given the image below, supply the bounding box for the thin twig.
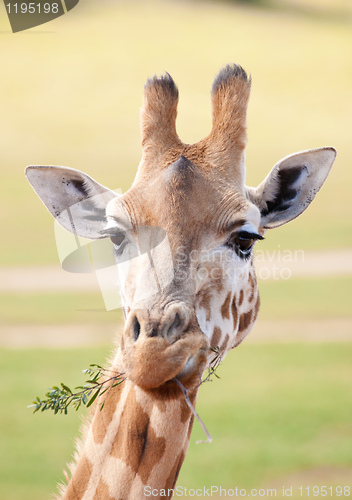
[174,378,212,444]
[173,346,222,444]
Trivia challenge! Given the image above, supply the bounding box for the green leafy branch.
[28,364,125,415]
[29,346,221,421]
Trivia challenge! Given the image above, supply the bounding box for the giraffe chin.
[121,330,209,391]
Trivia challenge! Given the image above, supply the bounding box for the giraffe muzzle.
[120,305,209,390]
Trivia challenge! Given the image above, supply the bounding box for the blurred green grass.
[0,0,351,266]
[0,346,109,500]
[1,276,350,325]
[182,342,352,489]
[259,276,352,320]
[1,343,351,500]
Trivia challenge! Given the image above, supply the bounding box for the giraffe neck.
[59,266,260,500]
[60,377,197,500]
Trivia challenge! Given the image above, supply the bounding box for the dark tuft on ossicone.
[144,73,179,100]
[212,64,251,94]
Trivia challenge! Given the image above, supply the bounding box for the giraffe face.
[102,153,264,389]
[26,65,336,392]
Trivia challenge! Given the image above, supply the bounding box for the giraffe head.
[26,65,336,392]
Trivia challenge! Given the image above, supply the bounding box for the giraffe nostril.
[133,317,141,341]
[165,311,187,339]
[166,312,181,338]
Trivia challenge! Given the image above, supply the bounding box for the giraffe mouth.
[176,353,199,380]
[120,329,209,390]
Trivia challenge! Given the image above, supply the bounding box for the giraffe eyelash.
[225,231,264,259]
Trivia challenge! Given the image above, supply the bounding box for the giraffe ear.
[25,165,118,239]
[246,147,336,229]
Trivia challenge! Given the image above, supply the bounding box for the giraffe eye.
[226,231,263,258]
[234,233,254,254]
[110,233,126,248]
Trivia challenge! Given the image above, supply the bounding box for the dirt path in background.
[0,248,352,293]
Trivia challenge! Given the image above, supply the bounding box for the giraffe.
[26,64,336,499]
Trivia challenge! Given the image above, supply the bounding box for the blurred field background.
[0,0,351,499]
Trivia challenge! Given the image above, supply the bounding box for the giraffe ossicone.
[26,64,336,499]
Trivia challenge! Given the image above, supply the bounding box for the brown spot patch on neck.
[110,385,166,485]
[64,455,93,500]
[165,449,186,494]
[146,379,185,414]
[93,478,116,500]
[92,380,124,445]
[187,413,195,439]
